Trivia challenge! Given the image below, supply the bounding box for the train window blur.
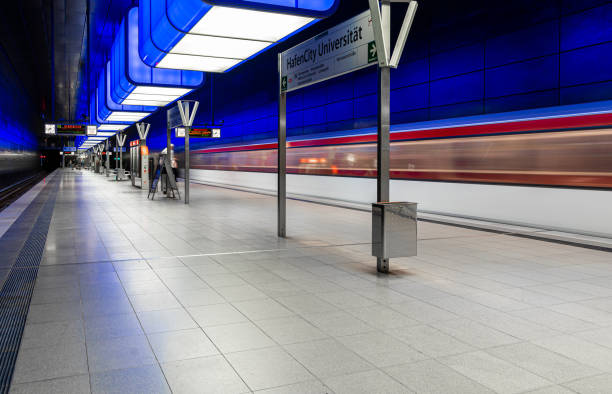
[191,128,612,188]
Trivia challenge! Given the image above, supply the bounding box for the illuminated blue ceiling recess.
[98,62,156,123]
[111,8,205,107]
[139,0,340,72]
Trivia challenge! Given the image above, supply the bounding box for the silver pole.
[185,126,190,204]
[167,121,171,195]
[278,53,287,238]
[377,0,391,273]
[105,140,110,177]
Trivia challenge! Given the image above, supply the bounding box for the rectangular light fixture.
[157,54,242,73]
[139,0,339,73]
[107,112,149,122]
[191,7,314,42]
[98,124,130,131]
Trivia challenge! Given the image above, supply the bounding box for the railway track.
[0,172,48,213]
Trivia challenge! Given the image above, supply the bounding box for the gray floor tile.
[86,335,156,372]
[301,310,374,337]
[324,369,409,394]
[84,313,144,341]
[147,328,219,362]
[389,324,475,358]
[233,298,295,321]
[284,339,373,379]
[82,295,134,317]
[276,294,338,315]
[487,342,601,383]
[161,355,249,394]
[20,320,85,349]
[172,288,226,307]
[345,305,420,330]
[563,373,612,394]
[188,303,248,327]
[9,374,91,394]
[129,292,181,312]
[533,335,612,372]
[216,284,268,302]
[137,308,197,333]
[337,331,427,368]
[440,351,553,394]
[26,302,83,324]
[430,318,521,349]
[522,386,577,394]
[226,347,313,391]
[30,286,81,305]
[388,299,460,323]
[12,342,88,384]
[90,364,170,394]
[254,380,332,394]
[385,359,495,394]
[205,321,276,353]
[255,316,328,345]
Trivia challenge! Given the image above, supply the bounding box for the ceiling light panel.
[139,0,339,72]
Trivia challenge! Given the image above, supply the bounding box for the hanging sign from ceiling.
[280,10,376,93]
[55,124,87,136]
[176,127,221,138]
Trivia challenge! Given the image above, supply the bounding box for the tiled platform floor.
[8,169,612,393]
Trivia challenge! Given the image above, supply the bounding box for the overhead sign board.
[63,147,77,152]
[56,124,87,136]
[176,127,220,138]
[280,10,376,93]
[190,128,221,138]
[113,147,127,152]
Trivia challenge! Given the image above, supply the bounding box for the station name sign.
[280,10,376,93]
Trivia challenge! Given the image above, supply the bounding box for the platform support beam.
[278,55,287,238]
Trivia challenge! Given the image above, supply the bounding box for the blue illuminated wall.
[139,1,612,151]
[0,45,40,189]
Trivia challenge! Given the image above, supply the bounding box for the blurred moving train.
[188,102,612,238]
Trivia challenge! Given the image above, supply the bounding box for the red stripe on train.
[194,112,612,154]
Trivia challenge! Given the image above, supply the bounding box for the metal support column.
[166,120,171,194]
[184,126,190,204]
[277,54,287,238]
[105,140,110,177]
[376,0,392,273]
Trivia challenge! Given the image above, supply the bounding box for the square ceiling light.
[110,8,204,106]
[139,0,339,73]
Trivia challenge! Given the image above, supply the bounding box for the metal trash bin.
[372,202,417,272]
